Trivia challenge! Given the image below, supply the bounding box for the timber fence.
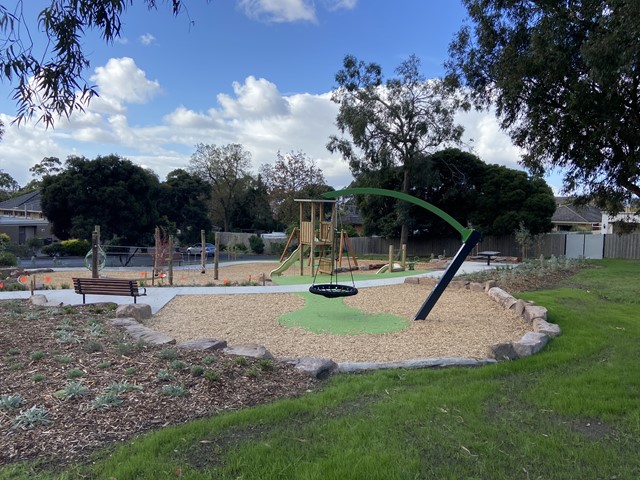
[348,233,640,260]
[210,231,640,260]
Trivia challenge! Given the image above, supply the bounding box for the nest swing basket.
[308,283,359,298]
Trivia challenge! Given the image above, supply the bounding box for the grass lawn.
[2,259,639,479]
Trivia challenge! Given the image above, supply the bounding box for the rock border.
[28,280,561,379]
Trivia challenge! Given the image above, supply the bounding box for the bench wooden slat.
[72,278,146,304]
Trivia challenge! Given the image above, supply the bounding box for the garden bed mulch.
[0,301,316,467]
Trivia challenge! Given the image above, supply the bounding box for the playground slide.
[376,263,403,274]
[270,245,302,277]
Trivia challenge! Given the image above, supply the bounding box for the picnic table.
[478,251,501,266]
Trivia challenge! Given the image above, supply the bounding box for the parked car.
[185,243,215,256]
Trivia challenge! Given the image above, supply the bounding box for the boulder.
[449,280,470,289]
[469,282,484,292]
[523,305,548,324]
[512,299,528,316]
[29,294,62,307]
[124,324,175,345]
[419,277,437,286]
[289,357,338,379]
[488,342,519,360]
[404,277,420,285]
[338,357,496,373]
[177,338,227,351]
[223,343,273,359]
[110,318,139,327]
[533,319,562,337]
[29,294,48,306]
[513,332,548,357]
[487,287,517,309]
[484,280,497,292]
[116,303,152,321]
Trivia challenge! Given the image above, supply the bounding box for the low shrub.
[0,252,18,267]
[41,243,66,257]
[60,239,91,256]
[249,235,265,254]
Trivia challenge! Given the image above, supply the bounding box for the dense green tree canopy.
[189,143,253,232]
[40,155,161,243]
[351,149,555,237]
[469,164,556,236]
[157,169,212,245]
[0,1,185,126]
[328,54,465,245]
[447,0,640,211]
[231,175,280,233]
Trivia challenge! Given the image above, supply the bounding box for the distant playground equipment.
[84,244,107,272]
[322,188,481,320]
[270,199,358,278]
[269,198,358,298]
[375,244,413,274]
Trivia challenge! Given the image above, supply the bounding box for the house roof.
[0,191,42,212]
[552,204,602,224]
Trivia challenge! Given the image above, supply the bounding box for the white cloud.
[238,0,317,22]
[90,57,161,106]
[217,76,290,118]
[322,0,358,11]
[456,108,523,169]
[0,57,527,195]
[139,33,156,46]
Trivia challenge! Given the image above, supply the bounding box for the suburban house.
[551,198,603,233]
[601,210,640,234]
[0,191,55,244]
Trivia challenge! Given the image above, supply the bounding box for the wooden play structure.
[270,199,358,278]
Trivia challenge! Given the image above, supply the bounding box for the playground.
[11,189,532,363]
[13,258,530,362]
[148,280,528,362]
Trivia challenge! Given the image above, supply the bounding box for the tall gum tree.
[328,54,465,245]
[260,150,327,226]
[188,143,252,232]
[447,0,640,212]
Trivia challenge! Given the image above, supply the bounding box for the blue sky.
[0,0,544,191]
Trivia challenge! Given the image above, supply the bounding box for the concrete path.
[0,261,498,314]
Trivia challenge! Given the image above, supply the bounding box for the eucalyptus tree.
[0,1,187,126]
[328,54,465,245]
[188,143,252,232]
[447,0,640,211]
[260,150,327,226]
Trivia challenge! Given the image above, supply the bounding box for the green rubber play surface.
[278,292,410,335]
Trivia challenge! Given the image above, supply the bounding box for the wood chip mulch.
[0,301,316,467]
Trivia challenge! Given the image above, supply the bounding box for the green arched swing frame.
[322,187,482,320]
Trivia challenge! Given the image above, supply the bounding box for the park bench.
[72,277,147,304]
